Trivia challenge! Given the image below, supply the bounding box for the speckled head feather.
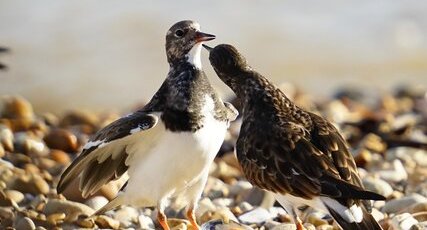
[166,20,215,67]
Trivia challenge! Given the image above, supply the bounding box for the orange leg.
[186,206,200,230]
[158,210,170,230]
[295,216,306,230]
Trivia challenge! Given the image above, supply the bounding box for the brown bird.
[204,44,385,230]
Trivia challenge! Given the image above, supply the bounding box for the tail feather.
[324,200,383,230]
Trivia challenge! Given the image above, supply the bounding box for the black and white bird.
[57,21,238,230]
[204,44,385,230]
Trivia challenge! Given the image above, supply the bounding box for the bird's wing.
[236,117,384,202]
[57,111,162,198]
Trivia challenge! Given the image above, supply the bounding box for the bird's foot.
[296,219,306,230]
[158,211,170,230]
[186,207,200,230]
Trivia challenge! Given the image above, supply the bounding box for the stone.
[229,180,253,197]
[204,177,229,199]
[14,132,48,156]
[95,215,121,229]
[85,196,109,211]
[43,199,94,222]
[362,176,394,197]
[12,174,50,195]
[306,212,329,226]
[114,206,139,227]
[46,212,66,225]
[0,124,13,151]
[201,220,253,230]
[271,223,297,230]
[15,216,36,230]
[138,214,155,229]
[197,198,216,219]
[4,189,24,203]
[0,96,34,120]
[76,216,95,228]
[409,202,427,214]
[49,149,71,164]
[199,207,238,223]
[377,159,408,182]
[44,128,79,153]
[212,198,234,208]
[238,207,273,224]
[391,213,418,230]
[382,194,427,214]
[316,224,334,230]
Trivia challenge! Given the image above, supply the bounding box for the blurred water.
[0,0,426,113]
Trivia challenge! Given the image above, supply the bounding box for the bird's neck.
[167,43,203,69]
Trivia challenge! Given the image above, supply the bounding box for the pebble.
[391,213,419,230]
[0,124,14,151]
[49,149,71,164]
[138,214,155,229]
[113,206,139,227]
[271,223,297,230]
[383,194,427,213]
[14,132,48,156]
[43,128,79,153]
[46,212,66,225]
[199,207,238,223]
[43,199,94,222]
[0,95,34,120]
[238,207,273,224]
[95,215,121,229]
[14,216,36,230]
[377,159,408,182]
[12,174,50,195]
[362,176,394,197]
[85,196,109,211]
[408,202,427,213]
[4,189,24,203]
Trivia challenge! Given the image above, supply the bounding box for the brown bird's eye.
[175,29,184,37]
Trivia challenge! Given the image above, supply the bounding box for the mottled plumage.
[57,21,237,230]
[205,44,384,230]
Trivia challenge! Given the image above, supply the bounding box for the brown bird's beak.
[195,31,216,43]
[202,44,213,52]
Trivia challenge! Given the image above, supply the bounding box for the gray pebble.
[238,207,273,224]
[15,217,36,230]
[383,194,427,213]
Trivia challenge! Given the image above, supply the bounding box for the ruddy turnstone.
[204,44,385,230]
[57,21,238,230]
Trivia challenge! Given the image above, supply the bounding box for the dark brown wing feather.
[57,111,159,197]
[236,114,384,203]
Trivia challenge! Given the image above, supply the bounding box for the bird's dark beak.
[202,44,213,52]
[195,31,216,43]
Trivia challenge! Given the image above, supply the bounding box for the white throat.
[186,43,202,69]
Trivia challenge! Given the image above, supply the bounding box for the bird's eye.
[175,29,185,37]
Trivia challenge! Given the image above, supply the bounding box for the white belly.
[124,116,227,206]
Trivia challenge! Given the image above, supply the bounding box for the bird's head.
[165,20,215,68]
[203,44,249,91]
[203,44,248,75]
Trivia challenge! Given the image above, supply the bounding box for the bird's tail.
[322,197,383,230]
[91,195,125,217]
